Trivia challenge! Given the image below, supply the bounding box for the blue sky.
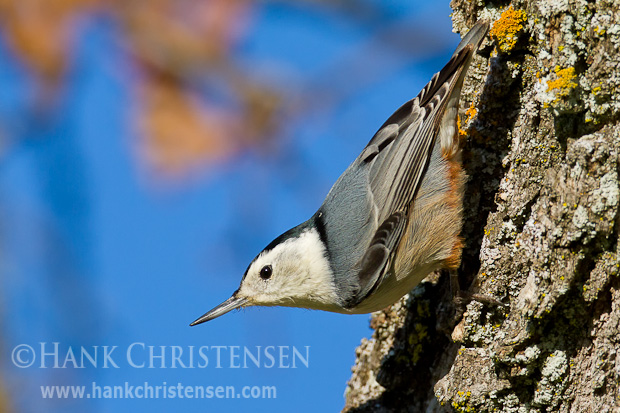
[0,1,457,411]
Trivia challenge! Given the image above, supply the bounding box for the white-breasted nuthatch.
[191,20,489,326]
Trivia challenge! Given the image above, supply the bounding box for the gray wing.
[353,20,489,304]
[356,211,407,300]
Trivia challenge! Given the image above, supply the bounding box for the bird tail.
[454,20,490,56]
[435,20,489,158]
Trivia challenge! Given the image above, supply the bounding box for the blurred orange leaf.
[0,0,284,179]
[137,77,241,175]
[0,0,95,80]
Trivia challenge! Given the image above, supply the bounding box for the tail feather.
[438,20,489,158]
[454,20,489,56]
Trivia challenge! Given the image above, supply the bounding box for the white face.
[236,229,340,311]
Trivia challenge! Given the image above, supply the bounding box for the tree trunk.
[344,1,620,411]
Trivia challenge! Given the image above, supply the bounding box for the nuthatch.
[191,20,489,326]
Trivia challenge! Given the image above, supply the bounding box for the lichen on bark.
[344,1,620,412]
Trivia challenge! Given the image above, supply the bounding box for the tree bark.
[344,1,620,411]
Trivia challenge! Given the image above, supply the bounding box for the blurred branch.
[0,0,451,179]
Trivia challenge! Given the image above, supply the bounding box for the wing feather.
[349,20,489,306]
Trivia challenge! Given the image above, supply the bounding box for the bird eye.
[259,265,273,280]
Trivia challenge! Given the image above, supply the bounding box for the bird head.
[190,225,339,325]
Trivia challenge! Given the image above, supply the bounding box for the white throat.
[251,227,341,311]
[280,228,339,310]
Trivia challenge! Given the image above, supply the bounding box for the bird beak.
[189,294,248,326]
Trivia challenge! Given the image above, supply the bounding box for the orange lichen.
[458,101,478,139]
[464,102,478,122]
[546,66,577,97]
[490,6,527,52]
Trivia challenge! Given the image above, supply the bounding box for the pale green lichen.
[533,350,569,407]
